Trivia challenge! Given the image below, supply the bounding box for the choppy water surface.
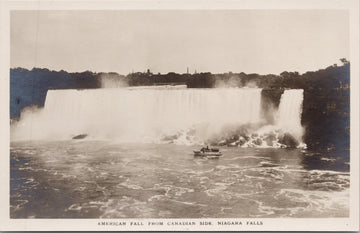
[10,141,349,218]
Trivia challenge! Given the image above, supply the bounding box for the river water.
[10,141,349,218]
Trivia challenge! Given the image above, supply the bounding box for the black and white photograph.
[1,0,359,231]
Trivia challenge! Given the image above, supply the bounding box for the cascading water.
[11,87,305,148]
[243,89,305,148]
[276,89,304,142]
[11,88,261,141]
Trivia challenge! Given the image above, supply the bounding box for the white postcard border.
[0,0,359,231]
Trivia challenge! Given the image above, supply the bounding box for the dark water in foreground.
[10,141,349,218]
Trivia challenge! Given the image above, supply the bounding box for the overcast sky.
[11,10,349,75]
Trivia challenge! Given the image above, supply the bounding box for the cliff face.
[10,63,350,154]
[301,66,350,152]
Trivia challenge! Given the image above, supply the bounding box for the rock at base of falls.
[279,133,299,148]
[72,134,88,140]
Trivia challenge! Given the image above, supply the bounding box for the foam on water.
[10,142,349,218]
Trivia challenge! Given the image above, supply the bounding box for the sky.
[11,10,349,75]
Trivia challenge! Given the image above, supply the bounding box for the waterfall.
[11,87,305,147]
[11,88,262,141]
[276,89,304,142]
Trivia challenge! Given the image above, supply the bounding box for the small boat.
[194,147,222,157]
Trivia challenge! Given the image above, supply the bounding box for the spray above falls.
[11,87,305,148]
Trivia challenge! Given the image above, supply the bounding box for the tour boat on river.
[193,147,222,157]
